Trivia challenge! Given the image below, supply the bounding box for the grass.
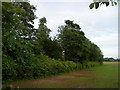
[3,62,119,88]
[49,64,119,88]
[84,64,118,88]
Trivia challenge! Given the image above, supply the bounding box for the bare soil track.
[10,70,94,88]
[103,61,119,65]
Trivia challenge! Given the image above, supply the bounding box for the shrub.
[2,54,101,83]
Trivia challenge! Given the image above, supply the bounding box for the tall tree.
[58,20,85,63]
[2,2,37,79]
[36,17,63,59]
[37,17,51,38]
[58,20,103,63]
[2,2,36,60]
[34,17,51,56]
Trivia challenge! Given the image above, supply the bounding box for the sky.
[29,0,118,59]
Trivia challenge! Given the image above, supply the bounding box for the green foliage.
[3,54,100,83]
[95,2,99,9]
[2,56,16,79]
[36,17,63,59]
[58,20,84,62]
[43,38,62,59]
[89,0,117,9]
[2,2,37,82]
[89,3,94,9]
[39,17,47,25]
[58,20,103,63]
[2,2,103,84]
[2,2,36,62]
[38,17,51,38]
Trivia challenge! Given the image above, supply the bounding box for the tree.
[42,38,62,59]
[38,17,51,38]
[58,20,86,63]
[33,17,51,56]
[2,2,36,58]
[89,43,103,63]
[2,2,37,79]
[36,17,63,59]
[58,20,103,63]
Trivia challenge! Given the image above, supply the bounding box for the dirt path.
[5,62,118,88]
[9,70,94,88]
[103,61,119,65]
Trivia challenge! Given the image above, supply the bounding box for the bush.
[2,55,17,81]
[2,54,101,83]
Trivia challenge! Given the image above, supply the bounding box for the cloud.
[89,33,118,58]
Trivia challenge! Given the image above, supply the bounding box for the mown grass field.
[4,62,119,88]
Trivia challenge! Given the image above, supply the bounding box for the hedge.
[2,55,101,83]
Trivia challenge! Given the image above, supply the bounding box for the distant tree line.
[104,58,120,62]
[2,2,104,83]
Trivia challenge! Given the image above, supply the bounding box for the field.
[3,62,119,88]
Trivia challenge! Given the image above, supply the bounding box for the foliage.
[42,38,63,59]
[3,54,100,83]
[2,2,36,63]
[37,17,51,38]
[104,58,119,61]
[58,20,103,63]
[2,2,37,82]
[36,17,63,59]
[89,0,117,9]
[2,2,103,84]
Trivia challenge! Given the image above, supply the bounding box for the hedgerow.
[2,54,101,83]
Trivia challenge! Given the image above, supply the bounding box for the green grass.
[3,63,119,88]
[49,64,119,88]
[84,64,118,88]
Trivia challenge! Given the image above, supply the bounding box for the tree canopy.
[58,20,103,63]
[2,1,104,83]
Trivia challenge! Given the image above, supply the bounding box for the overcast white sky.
[29,0,118,59]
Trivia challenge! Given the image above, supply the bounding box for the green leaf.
[105,2,109,7]
[114,2,117,5]
[89,3,94,9]
[95,2,99,9]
